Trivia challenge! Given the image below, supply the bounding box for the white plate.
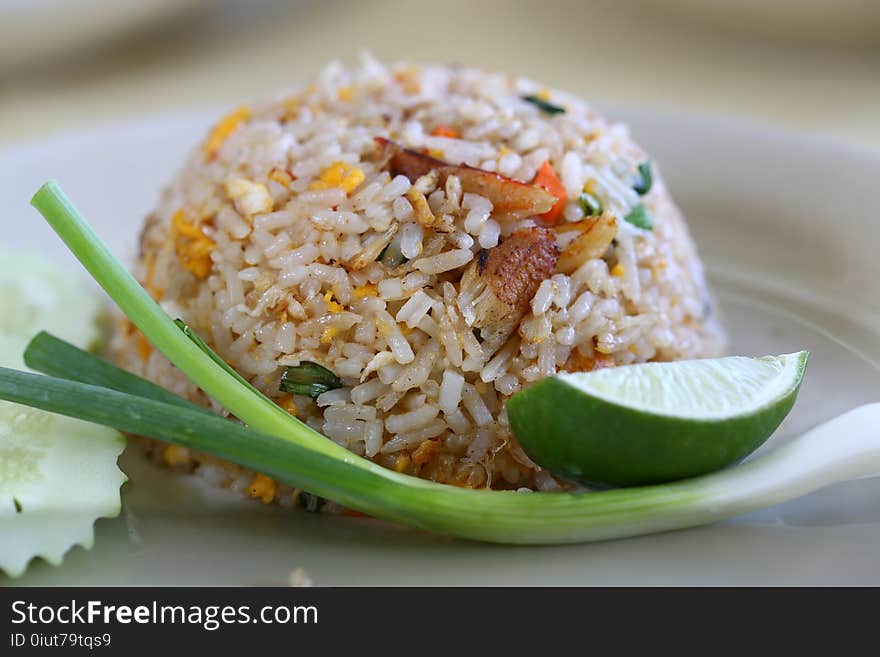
[0,0,213,70]
[1,108,879,585]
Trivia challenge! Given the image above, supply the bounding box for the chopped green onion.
[280,361,342,399]
[297,491,325,513]
[624,204,653,230]
[521,95,566,115]
[377,234,407,267]
[578,192,602,217]
[633,161,652,195]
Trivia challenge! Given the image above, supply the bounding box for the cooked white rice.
[116,56,726,506]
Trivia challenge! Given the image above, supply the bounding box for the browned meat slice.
[458,227,559,355]
[375,137,557,221]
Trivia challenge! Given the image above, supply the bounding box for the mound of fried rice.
[116,56,726,507]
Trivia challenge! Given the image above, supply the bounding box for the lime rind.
[557,352,808,421]
[508,352,809,486]
[0,252,125,578]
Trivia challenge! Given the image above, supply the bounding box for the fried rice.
[115,56,726,507]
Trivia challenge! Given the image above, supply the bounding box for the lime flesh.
[506,352,808,487]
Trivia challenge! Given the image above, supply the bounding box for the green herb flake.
[377,240,408,267]
[280,361,342,399]
[578,192,603,217]
[624,204,653,230]
[521,95,566,115]
[297,491,325,513]
[633,161,653,195]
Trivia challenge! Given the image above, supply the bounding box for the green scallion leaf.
[578,192,602,217]
[377,235,407,267]
[174,318,271,403]
[24,331,207,414]
[624,204,653,230]
[633,161,652,195]
[521,95,566,115]
[280,361,342,398]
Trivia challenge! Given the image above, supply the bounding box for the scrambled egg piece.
[172,210,215,279]
[203,105,251,159]
[163,445,191,467]
[225,178,273,216]
[412,439,440,466]
[248,473,277,504]
[320,326,340,344]
[352,284,378,299]
[323,291,344,313]
[310,162,365,193]
[269,168,294,186]
[278,394,298,417]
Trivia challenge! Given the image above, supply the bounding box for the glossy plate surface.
[1,107,878,585]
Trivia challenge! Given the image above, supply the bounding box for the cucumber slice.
[0,250,105,350]
[0,388,126,577]
[0,254,125,578]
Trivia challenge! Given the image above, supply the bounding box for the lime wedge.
[506,352,809,487]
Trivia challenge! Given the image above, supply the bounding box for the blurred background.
[0,0,878,149]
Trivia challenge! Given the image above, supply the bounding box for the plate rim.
[2,102,879,586]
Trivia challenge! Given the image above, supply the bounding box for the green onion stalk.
[11,181,865,545]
